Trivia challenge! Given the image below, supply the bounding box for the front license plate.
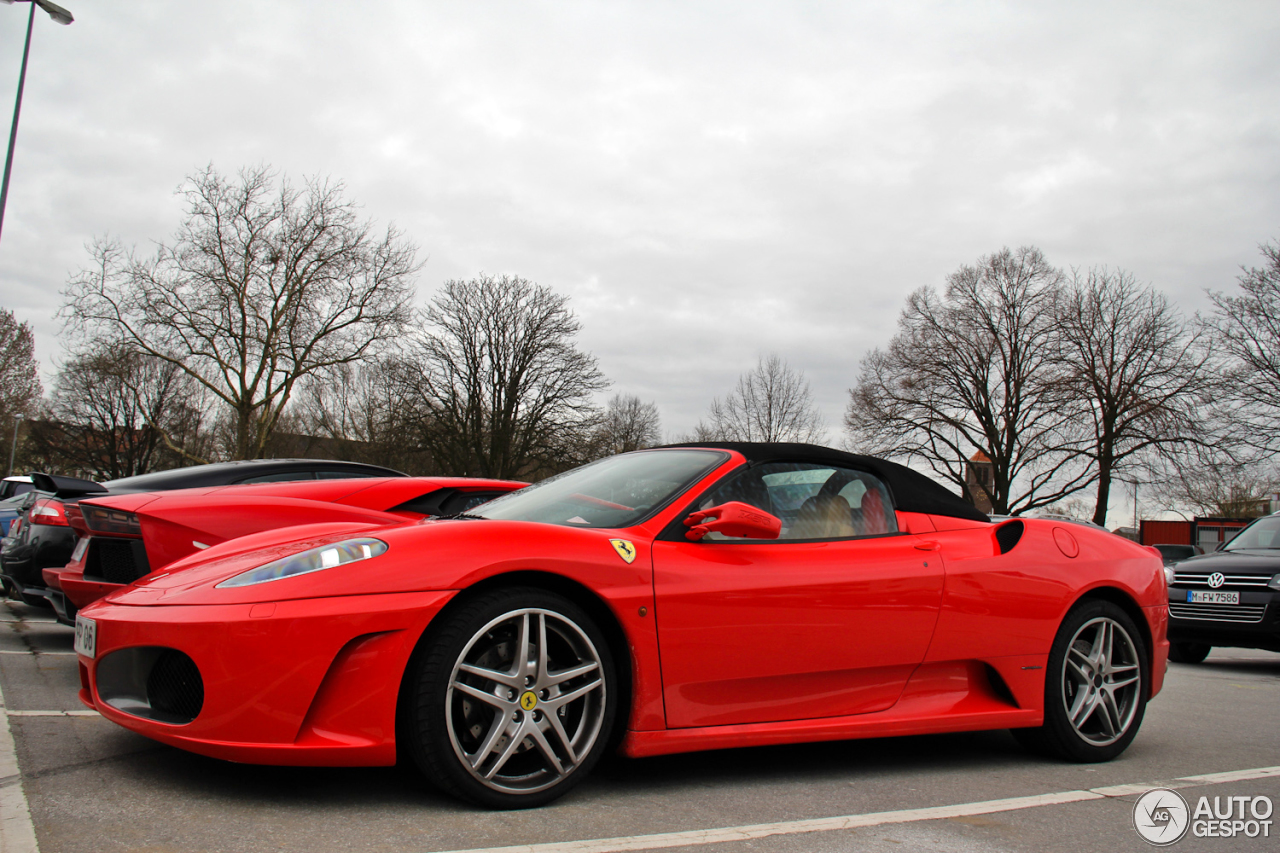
[74,615,96,659]
[1188,590,1239,604]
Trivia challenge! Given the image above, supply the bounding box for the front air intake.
[95,647,204,725]
[146,650,204,722]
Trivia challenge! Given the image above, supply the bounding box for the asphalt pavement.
[1,598,1277,853]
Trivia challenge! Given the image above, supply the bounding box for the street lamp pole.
[7,413,23,476]
[1133,479,1139,531]
[0,0,74,244]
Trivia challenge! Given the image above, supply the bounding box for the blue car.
[0,477,33,537]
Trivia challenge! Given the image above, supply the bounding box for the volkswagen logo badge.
[1208,572,1225,589]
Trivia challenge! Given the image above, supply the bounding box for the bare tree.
[1058,268,1214,526]
[593,394,662,456]
[1148,455,1279,519]
[61,165,418,460]
[0,308,42,449]
[696,354,824,443]
[845,246,1089,515]
[400,275,608,479]
[1204,239,1280,455]
[294,361,433,473]
[28,341,207,480]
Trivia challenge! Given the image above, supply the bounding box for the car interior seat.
[789,494,856,539]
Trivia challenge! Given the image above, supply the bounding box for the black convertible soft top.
[660,442,990,523]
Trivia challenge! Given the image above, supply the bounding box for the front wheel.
[403,587,616,809]
[1014,600,1148,762]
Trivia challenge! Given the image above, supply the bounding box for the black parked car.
[0,459,405,610]
[1154,543,1204,566]
[1166,512,1280,663]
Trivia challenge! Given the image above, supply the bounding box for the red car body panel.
[653,534,945,727]
[76,448,1169,769]
[51,477,523,612]
[80,589,453,766]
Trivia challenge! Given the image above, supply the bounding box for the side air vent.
[983,663,1019,707]
[995,520,1024,555]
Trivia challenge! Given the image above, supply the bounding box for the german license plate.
[74,615,96,659]
[71,536,88,563]
[1187,590,1239,604]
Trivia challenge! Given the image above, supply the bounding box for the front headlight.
[1163,565,1176,587]
[216,538,387,588]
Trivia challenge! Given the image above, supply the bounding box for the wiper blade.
[439,512,488,521]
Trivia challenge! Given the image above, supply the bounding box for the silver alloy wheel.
[1061,616,1142,746]
[446,607,607,795]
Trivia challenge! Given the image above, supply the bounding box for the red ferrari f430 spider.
[74,444,1169,808]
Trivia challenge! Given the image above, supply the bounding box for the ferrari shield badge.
[610,539,637,564]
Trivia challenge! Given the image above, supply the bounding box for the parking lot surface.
[1,599,1276,853]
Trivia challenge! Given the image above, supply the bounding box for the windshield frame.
[474,449,731,530]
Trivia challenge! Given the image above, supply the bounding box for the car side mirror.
[684,502,782,541]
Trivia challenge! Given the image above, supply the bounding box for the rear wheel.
[404,587,616,809]
[1167,642,1211,664]
[1014,600,1148,762]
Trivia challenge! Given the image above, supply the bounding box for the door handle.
[914,540,940,551]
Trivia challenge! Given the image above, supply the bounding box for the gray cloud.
[1,0,1277,472]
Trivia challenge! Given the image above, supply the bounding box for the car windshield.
[1223,516,1280,551]
[475,449,728,529]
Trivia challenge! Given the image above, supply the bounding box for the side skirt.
[621,658,1045,759]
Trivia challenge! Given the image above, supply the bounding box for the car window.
[235,471,317,484]
[694,462,898,541]
[477,449,727,528]
[3,482,32,499]
[1223,516,1280,551]
[315,470,375,480]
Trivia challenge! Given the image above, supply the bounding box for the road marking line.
[431,765,1280,853]
[4,711,97,718]
[1180,766,1280,785]
[0,651,74,656]
[1088,783,1158,797]
[0,681,39,853]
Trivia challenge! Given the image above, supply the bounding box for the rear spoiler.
[28,472,109,499]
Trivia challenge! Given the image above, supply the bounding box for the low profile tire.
[1013,599,1149,763]
[404,587,617,809]
[1168,642,1211,664]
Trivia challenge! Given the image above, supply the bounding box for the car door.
[652,461,944,728]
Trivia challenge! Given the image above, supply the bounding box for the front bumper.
[1167,586,1280,652]
[78,589,455,766]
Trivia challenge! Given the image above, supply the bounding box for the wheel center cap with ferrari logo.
[1208,572,1225,589]
[519,691,538,711]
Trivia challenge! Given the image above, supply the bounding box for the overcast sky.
[1,1,1278,514]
